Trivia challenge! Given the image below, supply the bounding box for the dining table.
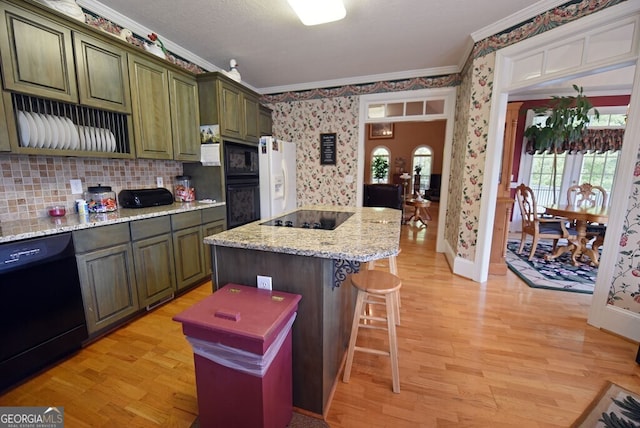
[544,204,609,266]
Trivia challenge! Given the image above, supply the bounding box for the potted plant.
[372,156,389,183]
[523,85,598,204]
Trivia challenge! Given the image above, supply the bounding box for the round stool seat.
[351,270,401,295]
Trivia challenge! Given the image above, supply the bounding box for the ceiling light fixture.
[287,0,346,26]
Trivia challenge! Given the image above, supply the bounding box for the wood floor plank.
[1,206,640,426]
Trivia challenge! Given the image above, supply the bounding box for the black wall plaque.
[320,133,336,165]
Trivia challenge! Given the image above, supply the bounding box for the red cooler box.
[173,284,301,428]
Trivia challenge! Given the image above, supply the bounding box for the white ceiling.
[77,0,579,94]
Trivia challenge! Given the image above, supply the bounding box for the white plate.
[17,111,30,147]
[35,113,51,148]
[66,118,79,150]
[108,130,116,152]
[78,125,86,150]
[24,112,38,147]
[28,112,44,148]
[45,115,59,149]
[53,116,69,149]
[87,127,95,151]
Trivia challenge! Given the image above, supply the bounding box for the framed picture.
[369,123,394,139]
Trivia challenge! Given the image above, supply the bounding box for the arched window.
[371,146,390,183]
[412,146,432,190]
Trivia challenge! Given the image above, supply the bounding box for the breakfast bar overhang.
[204,206,401,415]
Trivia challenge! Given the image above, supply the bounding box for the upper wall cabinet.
[74,32,131,113]
[169,70,200,161]
[0,2,78,102]
[128,54,173,160]
[197,72,261,143]
[259,104,273,136]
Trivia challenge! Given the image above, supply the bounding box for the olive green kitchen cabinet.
[73,224,139,336]
[169,70,200,161]
[259,104,273,136]
[74,32,131,113]
[202,205,227,278]
[130,216,176,308]
[197,72,261,143]
[0,92,12,152]
[128,54,173,159]
[171,210,206,291]
[0,1,78,102]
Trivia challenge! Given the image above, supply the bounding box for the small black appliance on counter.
[118,188,174,208]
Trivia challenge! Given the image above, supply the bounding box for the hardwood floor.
[2,210,640,427]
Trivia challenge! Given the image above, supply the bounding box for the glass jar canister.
[85,184,117,212]
[175,175,195,202]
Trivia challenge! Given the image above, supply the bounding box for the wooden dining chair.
[566,183,608,251]
[515,184,575,260]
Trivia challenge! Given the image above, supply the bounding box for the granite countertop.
[0,201,226,243]
[204,205,401,262]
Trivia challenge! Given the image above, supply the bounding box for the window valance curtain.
[525,128,625,154]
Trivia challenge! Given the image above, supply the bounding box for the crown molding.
[258,65,460,95]
[76,0,221,73]
[471,0,569,42]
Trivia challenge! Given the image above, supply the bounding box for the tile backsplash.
[0,154,183,222]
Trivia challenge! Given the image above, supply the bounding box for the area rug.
[505,240,597,294]
[190,412,329,427]
[571,381,640,427]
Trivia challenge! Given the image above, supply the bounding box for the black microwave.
[224,141,259,177]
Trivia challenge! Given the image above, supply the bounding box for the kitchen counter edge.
[0,202,226,243]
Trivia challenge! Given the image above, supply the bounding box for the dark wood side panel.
[212,245,353,415]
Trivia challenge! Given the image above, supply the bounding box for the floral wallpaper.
[448,53,495,260]
[609,158,640,311]
[267,97,360,207]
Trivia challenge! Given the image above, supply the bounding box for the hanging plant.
[523,85,599,204]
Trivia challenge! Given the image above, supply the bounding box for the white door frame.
[358,88,457,253]
[485,2,640,340]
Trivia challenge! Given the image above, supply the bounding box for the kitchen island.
[204,206,401,415]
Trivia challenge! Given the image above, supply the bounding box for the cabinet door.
[243,94,259,142]
[173,225,206,291]
[202,219,226,278]
[74,32,131,113]
[128,54,173,159]
[169,70,200,161]
[76,243,139,335]
[218,81,242,139]
[259,105,273,136]
[132,234,176,307]
[0,3,77,102]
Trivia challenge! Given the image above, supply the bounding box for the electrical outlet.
[70,179,83,194]
[257,275,272,290]
[156,176,164,187]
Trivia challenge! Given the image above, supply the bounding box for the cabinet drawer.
[73,223,130,253]
[201,205,226,224]
[171,210,201,230]
[130,216,171,241]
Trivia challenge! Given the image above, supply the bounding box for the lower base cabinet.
[74,206,226,337]
[130,216,176,308]
[74,224,139,336]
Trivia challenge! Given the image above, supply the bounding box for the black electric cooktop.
[260,210,354,230]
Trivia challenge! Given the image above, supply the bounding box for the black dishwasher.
[0,232,88,392]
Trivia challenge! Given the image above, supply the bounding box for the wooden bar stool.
[367,251,402,322]
[343,269,402,393]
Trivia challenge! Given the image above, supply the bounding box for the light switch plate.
[156,176,164,187]
[70,179,83,194]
